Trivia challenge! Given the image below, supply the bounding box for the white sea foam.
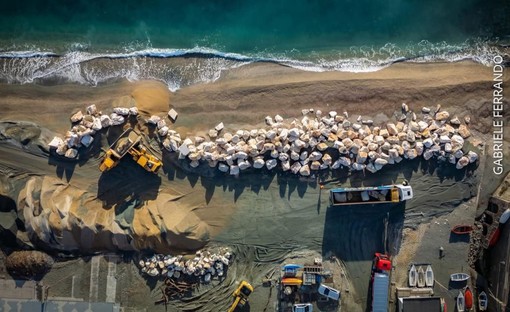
[0,39,504,90]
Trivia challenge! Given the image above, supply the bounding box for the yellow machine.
[390,188,399,202]
[227,281,253,312]
[99,128,162,173]
[128,144,162,173]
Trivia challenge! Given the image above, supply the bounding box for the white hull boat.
[408,264,417,287]
[457,290,465,312]
[417,266,425,288]
[478,291,488,311]
[425,265,434,287]
[450,273,470,282]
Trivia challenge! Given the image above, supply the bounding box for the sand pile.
[5,250,54,277]
[15,176,212,253]
[131,81,172,116]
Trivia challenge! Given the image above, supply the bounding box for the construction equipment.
[371,253,391,312]
[99,128,162,173]
[227,281,253,312]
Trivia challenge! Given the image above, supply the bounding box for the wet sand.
[0,60,509,311]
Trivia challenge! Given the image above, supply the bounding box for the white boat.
[408,264,417,287]
[450,273,470,282]
[500,208,510,224]
[457,290,465,312]
[478,291,488,311]
[417,266,425,288]
[425,265,434,287]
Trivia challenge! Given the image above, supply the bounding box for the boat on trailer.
[450,273,470,282]
[329,181,413,206]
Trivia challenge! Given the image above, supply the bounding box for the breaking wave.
[0,39,505,90]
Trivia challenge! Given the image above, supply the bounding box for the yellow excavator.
[227,281,253,312]
[99,128,162,173]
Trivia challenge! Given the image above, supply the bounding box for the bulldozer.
[99,128,162,174]
[227,281,253,312]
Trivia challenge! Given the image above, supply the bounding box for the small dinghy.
[478,291,488,311]
[500,208,510,224]
[450,273,470,282]
[489,228,501,247]
[464,286,473,310]
[457,290,465,312]
[451,225,474,235]
[417,266,426,288]
[425,265,434,287]
[408,264,417,287]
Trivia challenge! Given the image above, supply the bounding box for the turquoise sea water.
[0,0,508,88]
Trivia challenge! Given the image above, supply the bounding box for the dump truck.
[227,281,253,312]
[371,253,391,312]
[99,128,162,173]
[329,181,413,206]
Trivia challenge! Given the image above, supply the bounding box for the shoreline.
[0,61,500,134]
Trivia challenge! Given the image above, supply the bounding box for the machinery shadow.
[97,159,162,209]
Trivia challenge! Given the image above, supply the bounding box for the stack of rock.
[48,104,139,159]
[160,104,477,176]
[50,103,478,174]
[139,247,232,283]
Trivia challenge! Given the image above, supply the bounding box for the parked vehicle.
[293,303,313,312]
[371,253,391,312]
[318,284,340,301]
[372,272,390,312]
[227,281,253,312]
[329,181,413,206]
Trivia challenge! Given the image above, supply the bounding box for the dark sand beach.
[0,61,509,311]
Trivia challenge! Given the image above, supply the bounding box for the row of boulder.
[48,104,140,158]
[139,247,232,283]
[48,105,180,159]
[51,102,478,175]
[160,104,478,175]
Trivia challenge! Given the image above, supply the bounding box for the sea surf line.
[492,54,504,175]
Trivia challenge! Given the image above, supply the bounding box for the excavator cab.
[99,150,120,172]
[228,281,253,312]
